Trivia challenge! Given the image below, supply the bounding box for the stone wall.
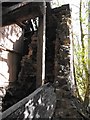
[2,83,56,120]
[52,5,89,119]
[2,31,37,111]
[0,24,22,112]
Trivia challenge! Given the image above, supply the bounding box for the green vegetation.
[74,0,90,109]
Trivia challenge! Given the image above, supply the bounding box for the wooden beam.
[2,2,28,15]
[16,21,26,28]
[1,3,41,27]
[36,16,43,88]
[36,2,46,88]
[42,1,46,84]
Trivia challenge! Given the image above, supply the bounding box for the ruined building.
[0,1,89,120]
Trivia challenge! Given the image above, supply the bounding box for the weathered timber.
[36,16,43,88]
[42,1,46,83]
[2,2,28,15]
[1,2,42,27]
[2,83,56,120]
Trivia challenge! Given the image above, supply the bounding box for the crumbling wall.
[0,24,22,84]
[0,24,22,112]
[2,31,38,111]
[53,4,70,89]
[52,5,89,119]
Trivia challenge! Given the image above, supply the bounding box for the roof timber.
[2,2,27,15]
[1,2,42,27]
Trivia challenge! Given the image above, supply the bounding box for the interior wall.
[8,35,24,82]
[8,52,21,83]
